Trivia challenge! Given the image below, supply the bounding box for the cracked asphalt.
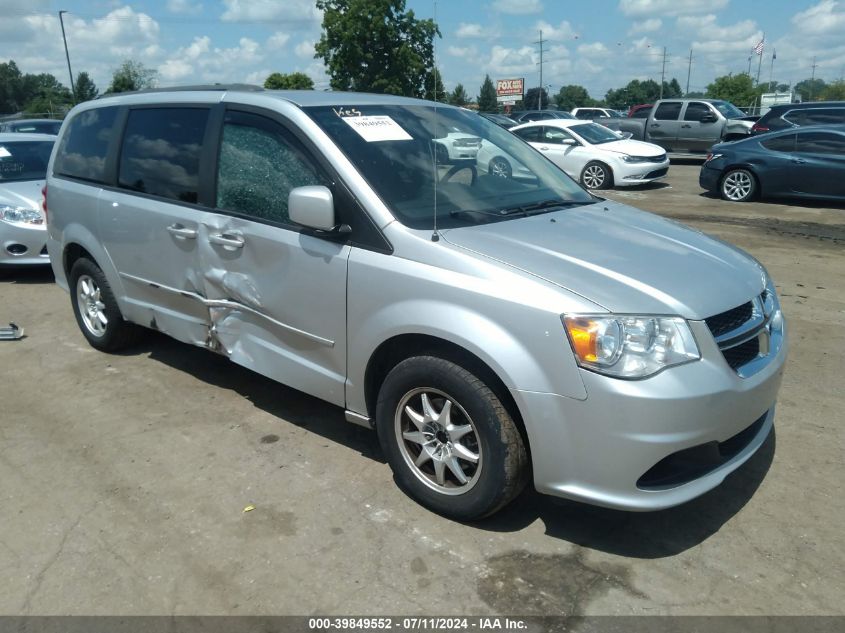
[1,163,843,616]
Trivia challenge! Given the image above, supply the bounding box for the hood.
[441,200,764,319]
[0,179,44,210]
[598,139,664,157]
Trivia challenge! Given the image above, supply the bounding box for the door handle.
[650,123,660,128]
[539,146,549,151]
[166,224,197,240]
[208,233,245,249]
[681,124,692,128]
[791,158,807,164]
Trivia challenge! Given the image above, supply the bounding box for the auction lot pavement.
[1,163,843,616]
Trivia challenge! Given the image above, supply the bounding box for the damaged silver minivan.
[46,88,787,520]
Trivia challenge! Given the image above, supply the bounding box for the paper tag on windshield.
[0,147,10,158]
[343,115,412,142]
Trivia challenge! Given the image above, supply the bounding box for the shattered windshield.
[304,105,593,229]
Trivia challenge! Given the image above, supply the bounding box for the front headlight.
[563,314,700,379]
[621,155,650,163]
[0,205,43,225]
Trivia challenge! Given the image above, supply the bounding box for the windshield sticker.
[332,107,362,118]
[0,147,10,158]
[343,115,413,142]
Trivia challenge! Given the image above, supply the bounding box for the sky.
[1,0,844,101]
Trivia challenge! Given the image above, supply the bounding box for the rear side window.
[761,134,796,152]
[683,102,713,122]
[118,108,209,203]
[654,102,682,120]
[795,131,845,154]
[785,108,845,126]
[216,110,324,224]
[513,126,541,142]
[54,107,118,183]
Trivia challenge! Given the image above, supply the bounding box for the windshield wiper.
[497,198,591,216]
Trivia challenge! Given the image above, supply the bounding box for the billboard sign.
[496,78,524,102]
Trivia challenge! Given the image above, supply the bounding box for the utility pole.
[685,48,693,95]
[810,56,818,99]
[534,30,547,109]
[58,11,75,102]
[747,53,752,76]
[659,46,668,100]
[755,34,765,87]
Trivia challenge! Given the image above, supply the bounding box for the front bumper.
[0,221,49,266]
[615,159,671,187]
[513,319,787,511]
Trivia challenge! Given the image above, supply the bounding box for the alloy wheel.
[76,274,108,337]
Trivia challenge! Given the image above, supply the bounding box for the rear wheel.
[69,258,143,351]
[581,161,613,190]
[720,168,757,202]
[376,356,528,520]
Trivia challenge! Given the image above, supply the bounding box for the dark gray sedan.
[700,125,845,202]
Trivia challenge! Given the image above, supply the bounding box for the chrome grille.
[706,291,775,376]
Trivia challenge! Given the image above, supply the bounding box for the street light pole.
[58,11,75,102]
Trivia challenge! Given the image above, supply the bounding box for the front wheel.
[581,161,613,190]
[488,156,512,179]
[720,168,757,202]
[376,356,528,520]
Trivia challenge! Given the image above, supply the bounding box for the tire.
[720,168,757,202]
[434,142,450,165]
[69,257,143,352]
[488,156,512,179]
[376,355,528,520]
[581,161,613,190]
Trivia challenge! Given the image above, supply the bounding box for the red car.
[628,104,653,118]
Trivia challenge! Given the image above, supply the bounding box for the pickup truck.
[599,99,757,154]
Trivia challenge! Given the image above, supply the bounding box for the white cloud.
[166,0,202,14]
[266,32,291,50]
[577,42,610,57]
[448,45,477,58]
[791,0,845,37]
[294,40,315,59]
[679,15,762,54]
[628,18,662,34]
[221,0,321,23]
[456,23,484,38]
[534,20,576,41]
[619,0,727,17]
[492,0,543,15]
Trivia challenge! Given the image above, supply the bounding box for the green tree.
[663,78,682,98]
[477,74,498,112]
[264,72,315,90]
[0,60,24,113]
[706,73,756,108]
[554,84,595,111]
[73,71,99,102]
[605,79,662,108]
[315,0,439,96]
[107,60,157,94]
[821,80,845,100]
[523,87,550,110]
[20,73,72,114]
[448,83,469,106]
[423,67,445,101]
[794,78,827,101]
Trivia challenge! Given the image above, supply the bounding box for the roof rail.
[98,83,264,98]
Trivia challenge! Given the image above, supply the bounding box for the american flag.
[753,39,764,55]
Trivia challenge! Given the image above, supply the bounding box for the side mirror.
[701,114,718,123]
[289,186,337,231]
[619,131,633,140]
[561,138,577,146]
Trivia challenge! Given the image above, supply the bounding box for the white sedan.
[509,119,670,189]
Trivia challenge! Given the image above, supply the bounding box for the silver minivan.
[46,88,787,520]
